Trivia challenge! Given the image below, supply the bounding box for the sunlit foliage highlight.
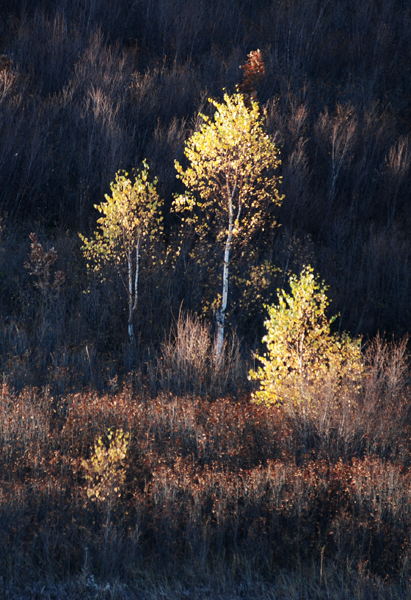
[250,266,363,409]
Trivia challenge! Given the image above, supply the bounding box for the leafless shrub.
[159,311,245,397]
[146,116,188,188]
[384,135,411,226]
[24,232,65,296]
[0,54,16,105]
[314,104,358,208]
[363,334,410,402]
[280,137,311,228]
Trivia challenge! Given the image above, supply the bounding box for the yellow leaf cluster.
[173,93,283,243]
[79,161,163,277]
[82,428,129,504]
[250,266,363,409]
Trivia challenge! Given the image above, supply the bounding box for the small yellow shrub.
[249,266,363,410]
[82,428,129,504]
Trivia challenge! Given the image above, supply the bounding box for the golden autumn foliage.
[250,266,363,409]
[173,93,283,239]
[82,427,129,504]
[79,162,163,276]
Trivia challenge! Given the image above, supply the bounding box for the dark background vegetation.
[0,0,411,381]
[1,0,411,596]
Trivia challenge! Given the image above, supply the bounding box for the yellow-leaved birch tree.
[79,161,163,344]
[173,93,283,358]
[249,266,363,410]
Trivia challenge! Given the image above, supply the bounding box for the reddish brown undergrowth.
[0,337,410,590]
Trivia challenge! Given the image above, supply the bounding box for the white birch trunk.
[216,228,232,359]
[216,182,240,360]
[127,233,141,345]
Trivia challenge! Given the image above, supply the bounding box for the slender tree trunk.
[127,234,141,345]
[127,310,134,344]
[216,183,240,360]
[216,229,232,359]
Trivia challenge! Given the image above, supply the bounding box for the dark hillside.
[0,0,410,379]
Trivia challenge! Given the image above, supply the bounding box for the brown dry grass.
[0,338,410,597]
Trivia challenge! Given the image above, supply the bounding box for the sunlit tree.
[79,161,163,343]
[250,266,363,409]
[173,93,283,358]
